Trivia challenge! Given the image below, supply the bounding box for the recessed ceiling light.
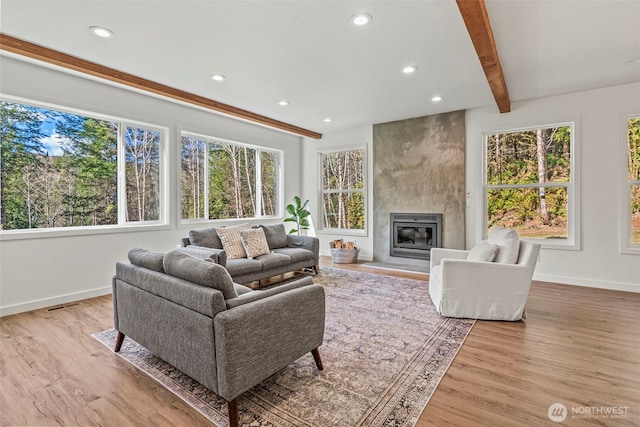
[350,13,372,26]
[324,118,332,123]
[90,26,114,38]
[431,96,443,102]
[278,100,290,106]
[403,66,418,74]
[210,74,226,81]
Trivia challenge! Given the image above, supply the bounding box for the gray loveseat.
[112,248,325,427]
[180,223,320,284]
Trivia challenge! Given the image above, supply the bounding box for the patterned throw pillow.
[238,228,271,259]
[215,223,251,259]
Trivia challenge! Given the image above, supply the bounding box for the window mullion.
[117,123,127,224]
[256,150,263,217]
[204,141,210,220]
[486,182,569,190]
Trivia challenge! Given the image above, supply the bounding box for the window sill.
[525,237,580,251]
[317,228,367,238]
[0,222,172,241]
[620,246,640,255]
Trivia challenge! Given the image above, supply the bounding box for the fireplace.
[390,213,442,260]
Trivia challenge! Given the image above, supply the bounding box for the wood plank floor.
[1,259,638,426]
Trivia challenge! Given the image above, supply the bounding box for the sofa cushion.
[128,248,165,273]
[466,240,499,262]
[189,227,223,249]
[272,247,315,263]
[488,226,520,264]
[224,258,263,276]
[258,224,288,249]
[255,253,291,270]
[216,223,251,259]
[238,228,271,259]
[163,250,238,299]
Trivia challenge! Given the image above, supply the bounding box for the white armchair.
[428,240,541,321]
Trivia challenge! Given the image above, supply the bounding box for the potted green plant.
[284,196,311,235]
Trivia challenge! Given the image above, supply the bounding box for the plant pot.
[331,248,359,264]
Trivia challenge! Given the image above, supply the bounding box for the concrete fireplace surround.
[372,110,466,270]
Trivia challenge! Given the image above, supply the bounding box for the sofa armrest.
[430,247,468,270]
[176,246,227,267]
[114,262,227,318]
[214,282,325,400]
[287,235,319,262]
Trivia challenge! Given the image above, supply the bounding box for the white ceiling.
[1,0,639,136]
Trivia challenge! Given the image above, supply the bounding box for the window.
[625,115,640,251]
[123,126,161,222]
[0,99,165,232]
[320,148,366,232]
[180,133,280,221]
[484,123,576,246]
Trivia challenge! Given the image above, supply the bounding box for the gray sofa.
[180,223,320,284]
[112,248,325,427]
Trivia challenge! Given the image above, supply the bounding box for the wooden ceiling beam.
[0,33,322,139]
[456,0,511,113]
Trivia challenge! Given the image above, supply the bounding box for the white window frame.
[117,122,168,225]
[621,112,640,254]
[317,145,367,236]
[482,120,580,250]
[0,95,170,241]
[179,131,282,225]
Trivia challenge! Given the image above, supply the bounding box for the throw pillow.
[128,247,165,273]
[163,250,237,299]
[466,240,499,262]
[238,228,271,259]
[215,223,251,259]
[259,223,288,249]
[189,227,223,249]
[487,226,520,264]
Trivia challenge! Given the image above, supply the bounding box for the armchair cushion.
[488,226,520,264]
[225,276,314,309]
[128,248,165,273]
[216,223,251,259]
[238,228,271,259]
[163,250,238,299]
[466,240,499,262]
[258,224,288,249]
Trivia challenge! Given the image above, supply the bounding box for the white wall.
[0,56,303,316]
[302,126,374,261]
[2,57,637,317]
[466,82,640,292]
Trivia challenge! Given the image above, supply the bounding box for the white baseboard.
[0,286,112,317]
[533,273,640,293]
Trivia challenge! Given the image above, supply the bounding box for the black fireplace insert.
[390,213,442,260]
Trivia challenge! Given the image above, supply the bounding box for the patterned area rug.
[93,267,474,427]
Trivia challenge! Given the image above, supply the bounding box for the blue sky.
[39,117,64,156]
